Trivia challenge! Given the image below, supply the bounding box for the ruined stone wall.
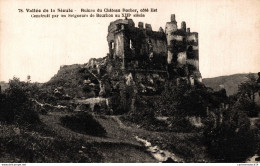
[150,38,167,54]
[124,28,167,70]
[114,32,125,60]
[186,32,199,70]
[105,14,202,90]
[107,19,168,70]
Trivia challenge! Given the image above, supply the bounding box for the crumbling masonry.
[84,14,203,112]
[88,14,202,94]
[104,14,202,93]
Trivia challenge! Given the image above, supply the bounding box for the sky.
[0,0,260,82]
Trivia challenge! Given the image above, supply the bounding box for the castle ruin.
[88,14,202,95]
[107,14,201,82]
[104,14,201,93]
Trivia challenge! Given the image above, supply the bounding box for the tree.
[236,73,260,116]
[238,73,259,104]
[153,80,188,116]
[154,80,211,117]
[203,108,258,162]
[27,75,31,83]
[0,77,40,125]
[176,84,211,117]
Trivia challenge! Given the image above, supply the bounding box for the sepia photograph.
[0,0,260,164]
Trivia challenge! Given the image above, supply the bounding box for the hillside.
[203,73,258,96]
[44,63,257,97]
[42,64,100,99]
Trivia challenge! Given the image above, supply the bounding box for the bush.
[168,115,196,132]
[37,89,58,105]
[0,77,40,125]
[154,81,210,117]
[60,112,106,137]
[203,108,259,162]
[110,83,137,115]
[176,88,209,117]
[125,107,155,124]
[122,108,168,131]
[125,95,155,121]
[109,92,121,114]
[234,96,259,117]
[121,96,169,131]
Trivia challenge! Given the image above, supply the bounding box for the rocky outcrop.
[31,99,71,114]
[73,97,111,114]
[135,136,183,163]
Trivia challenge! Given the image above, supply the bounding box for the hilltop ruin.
[87,14,202,95]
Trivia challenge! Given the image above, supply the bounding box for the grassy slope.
[117,116,208,162]
[43,64,84,97]
[39,112,156,162]
[0,122,102,162]
[36,111,206,162]
[0,111,157,163]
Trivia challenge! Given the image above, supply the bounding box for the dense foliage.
[123,74,260,162]
[235,73,260,117]
[153,80,219,117]
[201,73,260,162]
[0,77,40,125]
[203,108,258,162]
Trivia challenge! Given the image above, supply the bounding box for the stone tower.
[165,14,178,64]
[165,14,201,83]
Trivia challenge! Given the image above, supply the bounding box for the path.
[99,115,184,162]
[40,112,156,162]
